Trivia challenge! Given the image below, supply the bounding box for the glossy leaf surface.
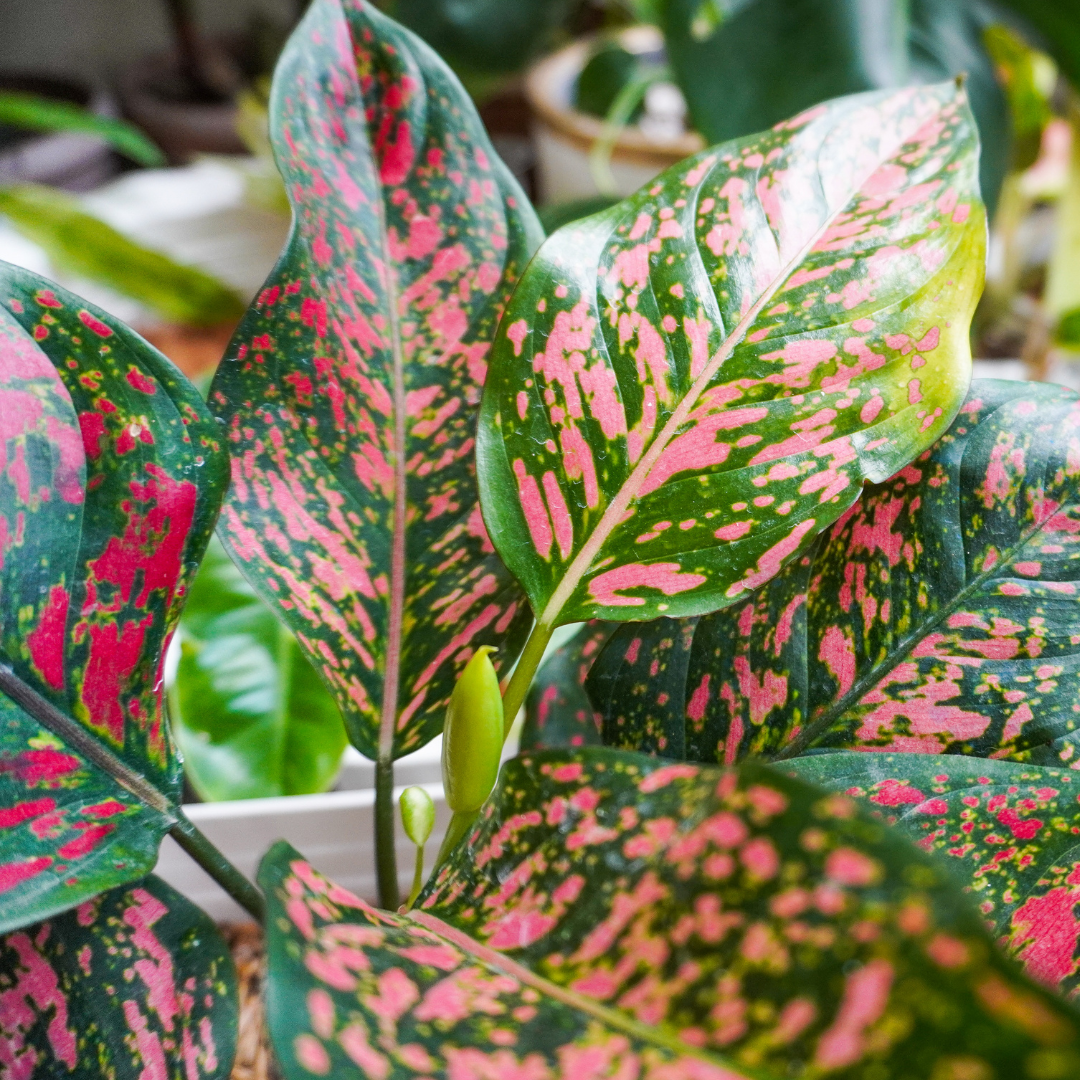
[0,263,227,929]
[0,185,245,327]
[599,380,1080,766]
[261,838,765,1080]
[171,536,347,801]
[786,752,1080,999]
[520,621,615,752]
[662,0,1010,213]
[210,0,539,762]
[263,748,1080,1079]
[0,874,237,1080]
[479,81,984,630]
[422,749,1080,1078]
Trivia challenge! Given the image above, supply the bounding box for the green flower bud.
[399,786,435,848]
[442,646,504,814]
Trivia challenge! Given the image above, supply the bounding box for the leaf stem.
[169,813,265,922]
[500,620,555,738]
[407,843,425,909]
[433,808,476,868]
[0,663,265,923]
[375,756,400,910]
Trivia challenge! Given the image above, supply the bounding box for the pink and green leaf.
[786,753,1080,1000]
[520,621,615,752]
[0,263,227,929]
[208,0,540,761]
[0,873,237,1079]
[598,379,1080,766]
[259,748,1080,1080]
[478,80,985,628]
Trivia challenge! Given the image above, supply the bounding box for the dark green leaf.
[479,81,984,629]
[596,379,1080,767]
[0,263,227,929]
[0,92,166,167]
[0,874,237,1079]
[786,752,1080,998]
[391,0,577,75]
[995,0,1080,93]
[663,0,1010,213]
[0,185,246,328]
[171,536,347,801]
[210,0,539,762]
[575,42,648,121]
[260,748,1080,1079]
[521,621,616,751]
[537,195,620,235]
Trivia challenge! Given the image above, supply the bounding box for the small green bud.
[442,646,504,814]
[399,786,435,848]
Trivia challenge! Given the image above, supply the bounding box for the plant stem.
[170,813,264,922]
[434,809,477,867]
[500,621,555,738]
[375,756,400,910]
[407,844,425,909]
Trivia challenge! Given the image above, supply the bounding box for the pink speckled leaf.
[261,748,1080,1079]
[0,873,237,1080]
[479,80,984,631]
[600,379,1080,767]
[0,263,227,931]
[208,0,539,762]
[520,621,616,751]
[787,753,1080,999]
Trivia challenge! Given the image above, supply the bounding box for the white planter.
[153,739,455,920]
[525,26,704,203]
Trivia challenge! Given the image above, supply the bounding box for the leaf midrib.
[536,93,956,629]
[406,909,774,1080]
[773,447,1080,761]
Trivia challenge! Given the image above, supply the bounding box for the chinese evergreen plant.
[3,1,1080,1078]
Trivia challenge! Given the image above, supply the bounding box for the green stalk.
[500,620,555,739]
[588,68,666,197]
[407,843,425,909]
[169,813,264,921]
[433,809,477,868]
[375,757,401,910]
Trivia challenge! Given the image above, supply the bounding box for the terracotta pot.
[524,26,704,204]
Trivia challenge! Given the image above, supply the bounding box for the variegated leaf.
[0,263,227,930]
[598,379,1080,767]
[0,874,237,1079]
[209,0,540,761]
[785,753,1080,1000]
[520,621,615,752]
[261,749,1080,1080]
[478,80,984,631]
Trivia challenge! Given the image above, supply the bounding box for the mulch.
[219,922,280,1080]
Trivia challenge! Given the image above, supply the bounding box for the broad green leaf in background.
[597,380,1080,767]
[261,748,1080,1079]
[0,263,227,930]
[994,0,1080,93]
[520,620,615,751]
[479,82,984,635]
[0,184,246,328]
[0,874,237,1079]
[209,0,539,765]
[390,0,577,75]
[662,0,1010,214]
[786,753,1080,998]
[0,91,167,167]
[170,536,347,802]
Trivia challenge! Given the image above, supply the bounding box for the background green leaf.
[210,0,539,762]
[786,752,1080,998]
[480,81,984,630]
[0,263,227,929]
[0,874,237,1080]
[0,91,166,167]
[171,536,347,801]
[0,185,246,328]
